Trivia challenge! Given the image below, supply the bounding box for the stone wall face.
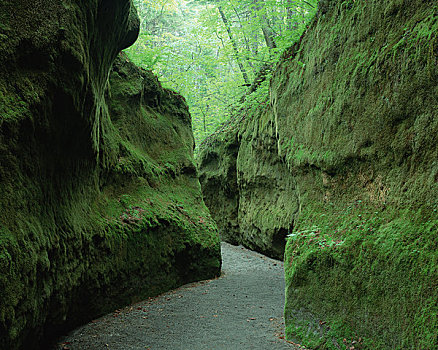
[198,109,298,260]
[198,0,438,348]
[0,1,220,349]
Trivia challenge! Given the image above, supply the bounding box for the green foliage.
[125,0,318,150]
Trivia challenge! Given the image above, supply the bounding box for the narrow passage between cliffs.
[54,243,302,350]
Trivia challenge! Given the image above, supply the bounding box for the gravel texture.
[54,243,302,350]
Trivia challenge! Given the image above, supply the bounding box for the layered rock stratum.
[0,1,220,349]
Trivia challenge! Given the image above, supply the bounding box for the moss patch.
[285,191,438,349]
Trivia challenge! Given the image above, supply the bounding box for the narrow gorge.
[1,0,437,349]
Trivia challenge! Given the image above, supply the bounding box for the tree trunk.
[251,0,277,51]
[218,6,250,84]
[261,26,276,49]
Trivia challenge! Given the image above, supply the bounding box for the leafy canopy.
[125,0,318,150]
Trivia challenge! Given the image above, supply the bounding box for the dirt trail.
[55,243,302,350]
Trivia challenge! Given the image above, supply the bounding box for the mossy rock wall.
[198,126,241,246]
[275,1,438,348]
[198,108,298,259]
[199,0,437,348]
[237,108,298,258]
[0,1,220,349]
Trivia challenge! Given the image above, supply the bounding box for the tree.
[124,0,319,150]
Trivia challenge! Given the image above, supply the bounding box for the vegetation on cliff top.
[124,0,318,149]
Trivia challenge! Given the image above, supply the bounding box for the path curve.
[55,243,301,350]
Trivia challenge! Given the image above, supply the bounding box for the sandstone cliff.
[198,0,437,348]
[0,1,220,349]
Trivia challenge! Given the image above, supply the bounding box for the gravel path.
[55,243,301,350]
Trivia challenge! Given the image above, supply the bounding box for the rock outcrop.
[0,1,220,349]
[198,107,298,259]
[198,0,437,348]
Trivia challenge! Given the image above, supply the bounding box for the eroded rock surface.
[198,0,438,348]
[0,1,220,349]
[198,109,298,260]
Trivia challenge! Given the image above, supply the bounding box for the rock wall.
[0,1,220,349]
[198,126,241,246]
[198,107,298,259]
[199,0,438,348]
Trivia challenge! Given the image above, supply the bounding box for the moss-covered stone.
[0,1,220,349]
[276,1,438,348]
[198,122,241,246]
[198,0,437,348]
[198,104,297,259]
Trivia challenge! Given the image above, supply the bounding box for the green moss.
[283,137,339,170]
[285,197,438,349]
[266,0,438,348]
[0,87,29,121]
[198,99,298,259]
[0,26,220,350]
[272,0,438,176]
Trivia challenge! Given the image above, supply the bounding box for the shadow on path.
[55,243,302,350]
